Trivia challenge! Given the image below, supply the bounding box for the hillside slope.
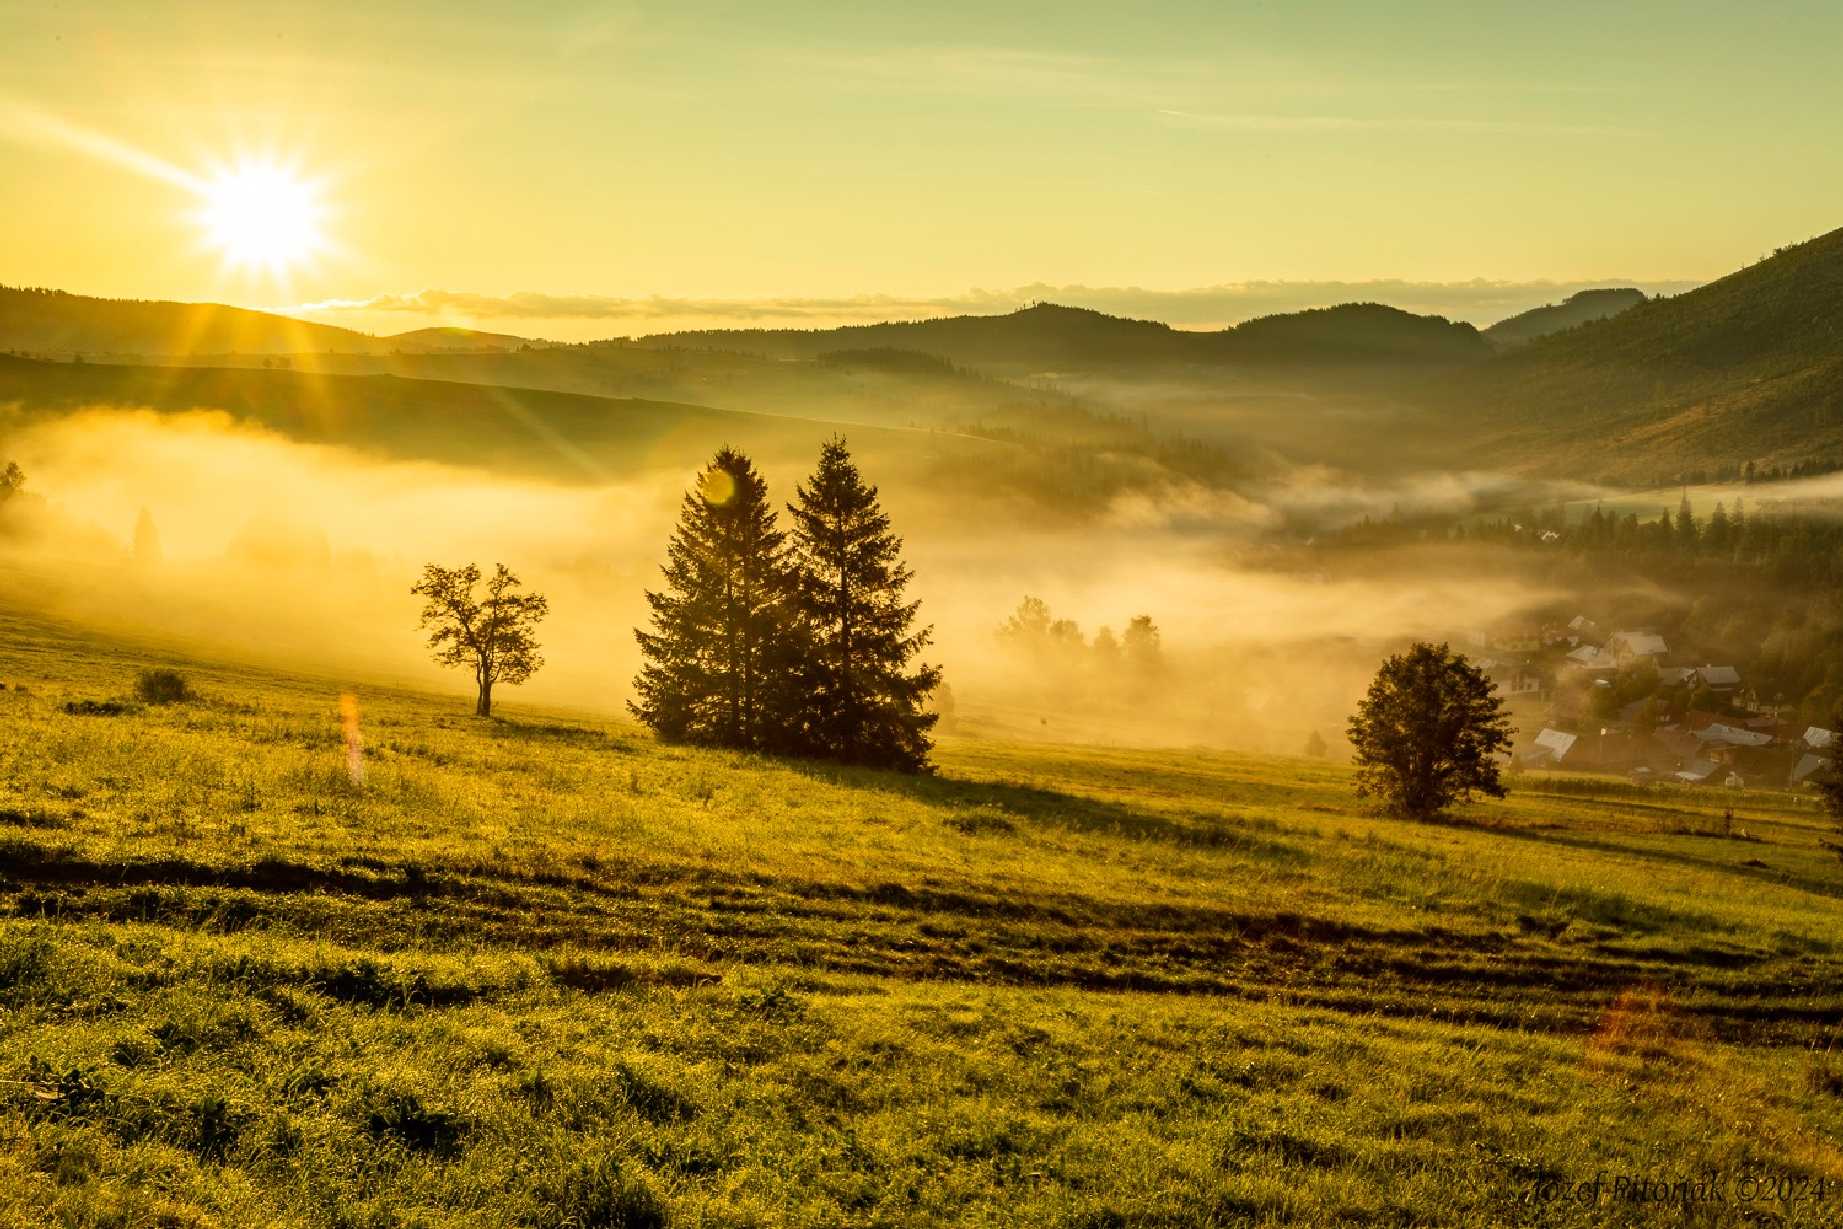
[0,287,539,359]
[2,607,1841,1224]
[644,301,1491,373]
[0,354,950,483]
[0,356,1262,522]
[1450,227,1843,482]
[1483,287,1646,348]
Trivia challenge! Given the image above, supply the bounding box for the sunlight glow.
[196,161,326,276]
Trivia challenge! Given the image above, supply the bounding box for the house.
[1696,722,1780,777]
[1695,665,1741,693]
[1657,667,1697,688]
[1695,723,1773,750]
[1805,727,1836,750]
[1567,615,1601,640]
[1564,645,1616,673]
[1791,753,1829,786]
[1674,759,1720,784]
[1608,631,1669,664]
[1652,724,1704,767]
[1479,657,1545,696]
[1524,728,1578,767]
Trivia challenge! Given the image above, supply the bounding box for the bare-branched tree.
[412,562,548,717]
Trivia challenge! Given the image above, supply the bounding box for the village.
[1471,618,1833,791]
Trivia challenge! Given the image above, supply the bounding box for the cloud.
[286,276,1704,336]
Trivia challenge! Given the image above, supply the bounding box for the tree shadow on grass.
[1422,809,1843,904]
[484,718,633,750]
[781,759,1308,864]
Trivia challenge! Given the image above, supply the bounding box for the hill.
[644,303,1196,370]
[1482,287,1647,349]
[2,604,1841,1224]
[1448,226,1843,482]
[0,355,1262,522]
[1211,302,1489,365]
[0,354,950,483]
[118,336,1114,438]
[642,301,1491,374]
[381,326,539,353]
[0,286,542,360]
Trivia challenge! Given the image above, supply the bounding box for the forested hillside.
[643,301,1490,373]
[1446,227,1843,482]
[1483,288,1646,349]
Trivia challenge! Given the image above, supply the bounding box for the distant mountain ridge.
[1483,287,1647,349]
[640,300,1490,371]
[0,285,1515,374]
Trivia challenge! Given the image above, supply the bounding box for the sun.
[195,160,326,276]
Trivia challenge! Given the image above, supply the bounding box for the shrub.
[62,699,140,717]
[135,668,195,705]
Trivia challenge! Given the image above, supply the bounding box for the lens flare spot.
[699,467,737,506]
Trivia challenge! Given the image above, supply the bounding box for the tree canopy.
[787,437,940,771]
[412,562,548,718]
[632,442,941,771]
[631,448,800,752]
[1347,642,1514,819]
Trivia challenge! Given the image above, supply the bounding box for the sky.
[3,0,1840,339]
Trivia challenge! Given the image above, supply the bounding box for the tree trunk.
[476,679,493,718]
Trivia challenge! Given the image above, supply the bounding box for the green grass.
[5,603,1843,1226]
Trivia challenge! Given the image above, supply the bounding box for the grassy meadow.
[5,603,1843,1226]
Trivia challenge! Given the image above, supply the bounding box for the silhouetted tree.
[1304,730,1328,759]
[632,448,799,750]
[1122,615,1162,673]
[1676,493,1698,550]
[0,461,23,506]
[786,438,941,771]
[927,680,958,734]
[999,596,1054,645]
[1707,500,1732,552]
[412,562,548,717]
[1347,642,1514,819]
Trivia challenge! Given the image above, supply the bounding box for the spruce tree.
[786,437,941,772]
[632,448,800,750]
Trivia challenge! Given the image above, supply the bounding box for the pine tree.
[1676,493,1698,550]
[1707,500,1732,552]
[632,449,800,750]
[786,437,941,772]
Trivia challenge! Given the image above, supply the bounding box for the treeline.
[996,596,1165,679]
[1656,457,1842,488]
[1322,491,1843,723]
[631,439,941,772]
[1463,493,1843,584]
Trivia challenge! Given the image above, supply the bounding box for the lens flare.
[699,467,737,506]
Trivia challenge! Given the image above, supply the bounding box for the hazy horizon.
[6,1,1840,339]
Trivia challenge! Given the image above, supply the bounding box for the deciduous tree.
[412,562,548,717]
[1347,642,1514,819]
